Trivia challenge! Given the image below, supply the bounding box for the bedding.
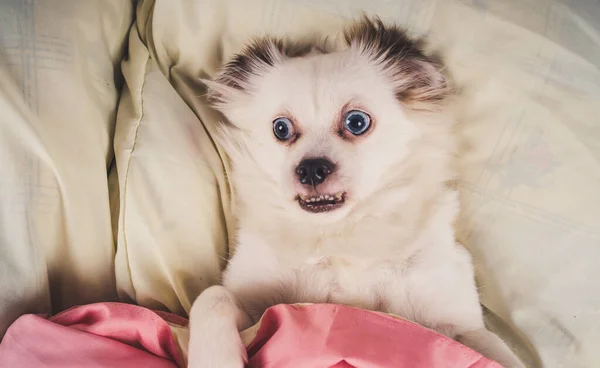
[0,302,502,368]
[0,302,186,368]
[1,0,598,367]
[242,304,503,368]
[115,0,599,367]
[0,0,132,338]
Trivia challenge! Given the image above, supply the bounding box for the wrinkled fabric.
[0,303,186,368]
[0,302,500,368]
[244,304,502,368]
[0,0,132,338]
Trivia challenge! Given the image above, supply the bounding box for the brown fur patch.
[207,37,334,104]
[213,38,281,92]
[344,17,450,105]
[207,17,450,107]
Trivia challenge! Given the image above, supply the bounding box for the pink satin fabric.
[0,302,186,368]
[246,304,503,368]
[0,302,502,368]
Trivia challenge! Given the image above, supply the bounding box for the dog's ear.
[203,36,335,108]
[345,17,450,109]
[203,37,285,107]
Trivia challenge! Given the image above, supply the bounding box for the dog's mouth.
[296,192,346,213]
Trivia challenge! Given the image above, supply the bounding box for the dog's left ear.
[202,37,285,108]
[345,17,451,109]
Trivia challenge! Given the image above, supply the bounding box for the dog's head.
[204,18,453,223]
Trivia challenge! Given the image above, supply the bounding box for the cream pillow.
[0,0,132,337]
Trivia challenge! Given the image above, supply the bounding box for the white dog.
[188,18,525,368]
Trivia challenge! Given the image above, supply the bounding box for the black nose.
[295,158,334,186]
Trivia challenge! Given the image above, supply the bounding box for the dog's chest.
[225,232,423,320]
[297,255,385,309]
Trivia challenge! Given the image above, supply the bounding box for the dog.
[188,17,525,368]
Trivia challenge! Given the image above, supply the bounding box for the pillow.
[116,1,600,367]
[0,0,132,337]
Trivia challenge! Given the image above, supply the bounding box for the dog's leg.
[457,328,525,368]
[188,285,252,368]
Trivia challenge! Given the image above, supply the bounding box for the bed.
[1,0,599,367]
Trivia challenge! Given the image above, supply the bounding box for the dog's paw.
[187,319,247,368]
[187,286,249,368]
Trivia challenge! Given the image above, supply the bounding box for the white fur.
[188,32,524,368]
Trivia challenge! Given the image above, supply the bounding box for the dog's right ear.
[345,17,451,110]
[203,37,285,108]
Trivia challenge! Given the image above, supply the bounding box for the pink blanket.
[0,302,502,367]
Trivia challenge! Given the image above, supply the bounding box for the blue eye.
[344,110,371,135]
[273,117,294,141]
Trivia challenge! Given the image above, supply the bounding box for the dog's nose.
[296,158,334,186]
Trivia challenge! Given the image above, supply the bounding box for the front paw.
[187,317,247,368]
[187,286,249,368]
